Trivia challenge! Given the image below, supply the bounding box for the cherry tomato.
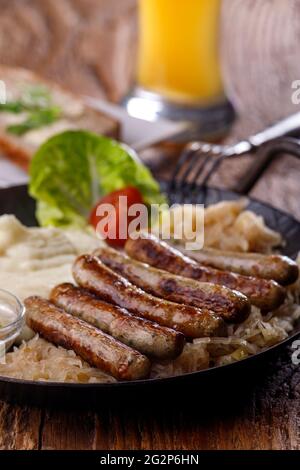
[89,187,145,247]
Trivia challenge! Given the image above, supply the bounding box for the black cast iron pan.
[0,183,299,408]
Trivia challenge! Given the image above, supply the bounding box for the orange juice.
[137,0,223,103]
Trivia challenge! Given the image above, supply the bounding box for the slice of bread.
[0,66,120,170]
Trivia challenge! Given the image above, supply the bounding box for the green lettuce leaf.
[29,130,166,228]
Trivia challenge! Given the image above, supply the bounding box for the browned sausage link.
[176,245,299,286]
[94,246,251,323]
[72,255,226,338]
[50,283,185,359]
[24,296,151,381]
[125,233,286,312]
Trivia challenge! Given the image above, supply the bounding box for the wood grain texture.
[41,410,96,450]
[0,0,300,450]
[0,350,299,450]
[213,0,300,216]
[221,0,300,127]
[0,403,41,449]
[45,353,299,450]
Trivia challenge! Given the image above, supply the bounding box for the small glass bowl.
[0,289,25,355]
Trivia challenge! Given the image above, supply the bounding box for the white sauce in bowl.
[0,304,16,328]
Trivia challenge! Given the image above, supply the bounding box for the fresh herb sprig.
[0,101,26,113]
[7,107,62,136]
[0,85,62,136]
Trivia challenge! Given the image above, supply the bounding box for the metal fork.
[169,111,300,196]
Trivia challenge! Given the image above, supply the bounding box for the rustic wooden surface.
[0,349,299,450]
[0,0,300,450]
[216,0,300,216]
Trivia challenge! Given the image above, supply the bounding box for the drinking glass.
[123,0,234,139]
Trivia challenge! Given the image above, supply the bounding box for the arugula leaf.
[7,107,61,136]
[29,130,167,228]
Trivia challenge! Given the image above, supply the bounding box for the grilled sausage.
[50,283,185,359]
[25,296,151,381]
[176,245,299,286]
[72,255,227,338]
[125,232,286,311]
[94,246,250,323]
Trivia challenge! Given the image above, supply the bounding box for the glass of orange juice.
[123,0,233,139]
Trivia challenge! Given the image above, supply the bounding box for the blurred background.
[1,0,300,211]
[1,0,300,127]
[0,0,138,102]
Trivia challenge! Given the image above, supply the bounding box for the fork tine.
[193,153,226,187]
[200,154,227,186]
[189,151,212,185]
[178,144,212,187]
[181,151,212,200]
[171,144,213,198]
[168,140,229,204]
[168,142,204,193]
[192,144,224,183]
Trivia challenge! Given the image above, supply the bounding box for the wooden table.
[0,349,299,450]
[0,0,300,451]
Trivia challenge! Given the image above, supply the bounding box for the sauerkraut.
[149,202,299,379]
[150,265,300,378]
[154,199,282,253]
[0,335,116,383]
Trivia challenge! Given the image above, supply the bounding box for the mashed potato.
[0,215,103,300]
[0,215,103,341]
